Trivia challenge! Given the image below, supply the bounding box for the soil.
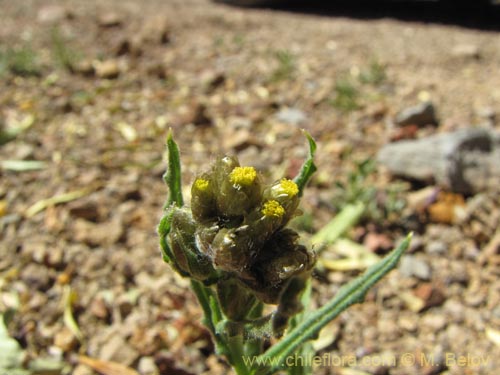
[1,1,499,374]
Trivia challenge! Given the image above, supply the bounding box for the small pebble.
[395,101,438,127]
[138,356,158,375]
[399,255,432,280]
[426,241,447,255]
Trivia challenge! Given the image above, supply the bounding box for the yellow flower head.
[230,166,257,187]
[194,178,210,192]
[279,179,299,197]
[261,200,285,218]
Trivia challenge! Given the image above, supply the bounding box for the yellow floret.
[279,179,299,197]
[229,166,257,187]
[262,200,285,218]
[194,178,210,192]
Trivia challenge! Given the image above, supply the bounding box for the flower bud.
[169,208,217,282]
[194,223,219,258]
[263,178,300,224]
[248,229,316,304]
[211,226,256,276]
[191,174,217,222]
[242,199,288,244]
[213,157,262,217]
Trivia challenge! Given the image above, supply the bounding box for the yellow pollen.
[262,200,285,218]
[279,179,299,197]
[194,178,210,192]
[229,166,257,187]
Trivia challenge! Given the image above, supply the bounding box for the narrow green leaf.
[293,130,317,197]
[310,202,365,247]
[288,280,313,375]
[163,129,183,207]
[158,208,175,264]
[191,280,217,334]
[258,234,412,373]
[190,280,231,357]
[158,130,183,269]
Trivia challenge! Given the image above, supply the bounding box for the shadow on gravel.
[226,1,500,31]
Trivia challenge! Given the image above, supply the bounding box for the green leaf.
[190,280,228,354]
[158,208,175,264]
[293,130,317,197]
[287,280,313,375]
[257,234,412,373]
[310,202,365,247]
[0,314,25,371]
[163,129,183,208]
[158,130,184,269]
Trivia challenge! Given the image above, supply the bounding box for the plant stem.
[191,280,252,374]
[228,335,250,375]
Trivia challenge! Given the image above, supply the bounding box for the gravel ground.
[1,1,499,374]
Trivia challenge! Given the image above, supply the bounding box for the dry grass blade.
[319,238,380,271]
[339,369,372,375]
[78,355,140,375]
[0,160,47,171]
[25,189,91,218]
[63,285,83,342]
[486,327,500,348]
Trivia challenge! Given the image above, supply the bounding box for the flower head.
[230,166,257,187]
[262,200,285,218]
[194,178,210,192]
[277,179,299,197]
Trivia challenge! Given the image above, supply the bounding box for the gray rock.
[399,255,432,280]
[395,101,437,127]
[377,128,500,194]
[275,107,307,126]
